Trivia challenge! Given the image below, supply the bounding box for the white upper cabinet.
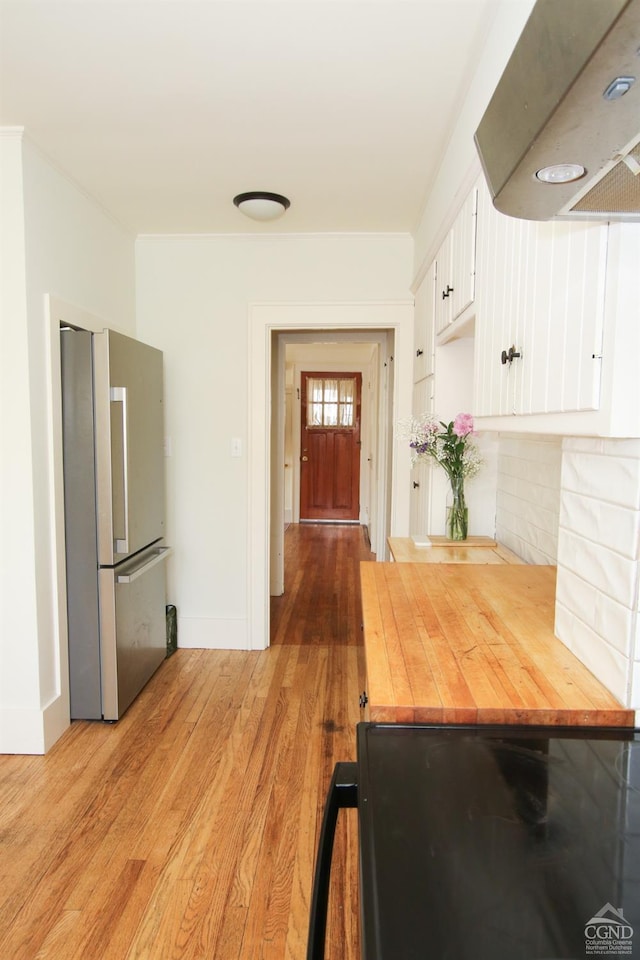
[413,261,436,382]
[473,178,608,418]
[435,185,478,338]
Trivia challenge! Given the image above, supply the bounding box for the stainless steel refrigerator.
[61,327,171,720]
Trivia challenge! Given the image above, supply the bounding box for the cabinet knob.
[442,284,454,300]
[413,480,420,489]
[359,691,369,709]
[501,345,522,365]
[416,348,424,357]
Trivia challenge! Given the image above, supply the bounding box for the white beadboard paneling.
[555,567,633,658]
[557,528,637,609]
[560,489,640,560]
[474,177,608,418]
[555,602,629,703]
[531,222,607,414]
[562,451,640,509]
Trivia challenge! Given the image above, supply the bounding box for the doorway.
[248,301,414,651]
[300,371,362,522]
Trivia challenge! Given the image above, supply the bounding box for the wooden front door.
[300,372,362,521]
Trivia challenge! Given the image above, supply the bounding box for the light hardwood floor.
[0,524,374,960]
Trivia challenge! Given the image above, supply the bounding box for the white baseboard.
[177,616,250,650]
[0,693,70,755]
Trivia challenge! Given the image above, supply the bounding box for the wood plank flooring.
[0,524,375,960]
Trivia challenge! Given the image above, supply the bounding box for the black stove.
[308,723,640,960]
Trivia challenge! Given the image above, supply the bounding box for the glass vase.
[446,475,468,541]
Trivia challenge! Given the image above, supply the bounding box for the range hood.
[475,0,640,221]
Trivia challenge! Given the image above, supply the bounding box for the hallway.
[0,524,372,959]
[271,522,376,645]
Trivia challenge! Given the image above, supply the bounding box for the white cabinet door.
[434,232,453,336]
[474,179,608,417]
[520,219,607,415]
[474,188,526,416]
[413,262,436,382]
[435,185,478,337]
[409,377,434,539]
[449,185,478,322]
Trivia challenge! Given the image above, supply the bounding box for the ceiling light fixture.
[535,163,586,184]
[233,191,290,221]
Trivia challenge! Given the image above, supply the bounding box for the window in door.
[306,377,356,428]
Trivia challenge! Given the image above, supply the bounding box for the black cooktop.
[357,723,640,960]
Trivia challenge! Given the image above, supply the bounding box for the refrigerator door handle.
[111,386,130,554]
[116,546,172,584]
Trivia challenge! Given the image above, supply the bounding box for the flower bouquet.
[402,412,482,540]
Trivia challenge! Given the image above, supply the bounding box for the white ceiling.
[0,0,499,236]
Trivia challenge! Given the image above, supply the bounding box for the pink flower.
[453,412,474,437]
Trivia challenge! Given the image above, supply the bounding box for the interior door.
[300,372,362,521]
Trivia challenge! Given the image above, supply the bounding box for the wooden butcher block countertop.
[360,562,634,728]
[388,536,523,565]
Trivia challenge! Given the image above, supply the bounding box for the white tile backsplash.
[555,602,629,703]
[555,437,640,712]
[562,451,640,509]
[560,490,640,559]
[488,433,639,711]
[555,567,633,657]
[557,529,637,608]
[495,434,562,565]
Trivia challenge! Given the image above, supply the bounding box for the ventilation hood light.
[536,163,586,184]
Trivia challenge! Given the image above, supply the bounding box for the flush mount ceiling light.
[233,191,290,221]
[535,163,586,184]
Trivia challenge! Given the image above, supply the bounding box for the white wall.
[0,132,136,754]
[135,234,413,651]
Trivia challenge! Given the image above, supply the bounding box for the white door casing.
[248,301,413,651]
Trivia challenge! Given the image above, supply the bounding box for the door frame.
[248,302,413,651]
